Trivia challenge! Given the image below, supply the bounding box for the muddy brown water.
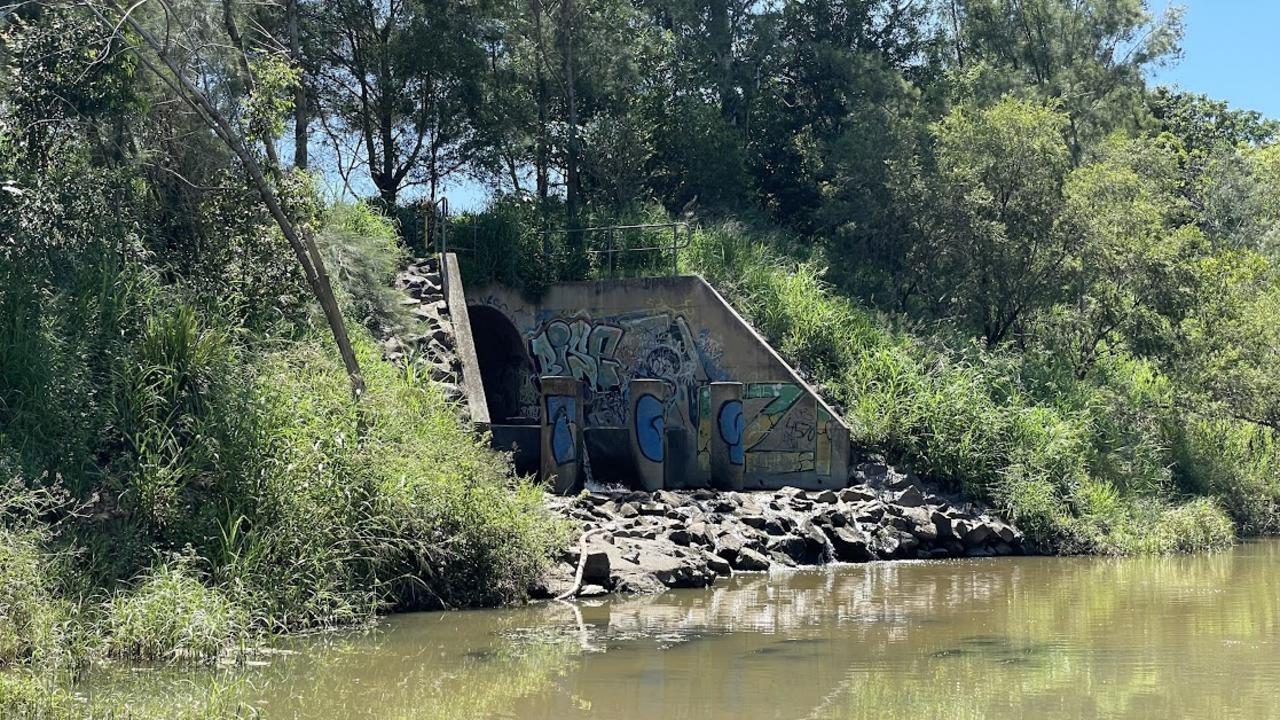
[86,540,1280,719]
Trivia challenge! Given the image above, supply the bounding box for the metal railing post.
[607,227,616,279]
[671,224,678,276]
[439,197,448,255]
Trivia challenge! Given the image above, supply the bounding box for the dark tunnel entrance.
[467,305,534,424]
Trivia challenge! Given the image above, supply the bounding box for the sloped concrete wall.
[440,253,490,428]
[467,276,850,489]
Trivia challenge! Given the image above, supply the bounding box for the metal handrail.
[549,222,690,277]
[426,199,690,277]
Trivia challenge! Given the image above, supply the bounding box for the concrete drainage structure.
[395,254,1025,597]
[462,274,852,493]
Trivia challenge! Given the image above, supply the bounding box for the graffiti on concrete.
[530,319,624,393]
[525,311,718,429]
[718,399,745,465]
[815,405,836,479]
[698,383,822,477]
[635,393,666,463]
[545,394,578,465]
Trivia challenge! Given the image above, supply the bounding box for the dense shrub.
[0,169,569,673]
[214,331,568,623]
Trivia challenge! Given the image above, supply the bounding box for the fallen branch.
[554,528,606,601]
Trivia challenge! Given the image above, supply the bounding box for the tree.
[916,98,1073,347]
[953,0,1184,161]
[1048,134,1202,375]
[1148,88,1279,157]
[1177,251,1280,431]
[82,0,366,397]
[747,0,935,228]
[310,0,490,207]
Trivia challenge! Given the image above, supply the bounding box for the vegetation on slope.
[5,0,1280,715]
[684,221,1244,554]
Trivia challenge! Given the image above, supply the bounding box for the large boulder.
[900,506,938,543]
[893,486,926,507]
[931,510,954,540]
[871,530,901,559]
[733,547,771,571]
[763,516,794,536]
[766,535,813,564]
[826,526,874,562]
[809,489,839,504]
[839,487,877,503]
[581,545,613,584]
[703,551,733,576]
[715,533,745,563]
[962,522,994,547]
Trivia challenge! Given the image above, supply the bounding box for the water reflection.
[84,541,1280,720]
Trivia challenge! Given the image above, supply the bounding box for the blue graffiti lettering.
[530,319,624,392]
[718,399,745,466]
[546,395,577,465]
[635,393,665,463]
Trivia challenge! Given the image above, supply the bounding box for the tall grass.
[104,558,248,662]
[0,192,570,716]
[683,221,1243,553]
[316,202,410,331]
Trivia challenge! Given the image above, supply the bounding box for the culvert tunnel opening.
[467,304,533,425]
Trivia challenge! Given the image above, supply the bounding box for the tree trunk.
[709,0,734,123]
[529,0,550,225]
[93,2,365,398]
[559,0,579,230]
[288,0,308,169]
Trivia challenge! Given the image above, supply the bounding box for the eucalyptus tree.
[308,0,493,207]
[950,0,1185,162]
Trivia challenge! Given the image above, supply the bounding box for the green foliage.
[912,97,1074,345]
[1173,419,1280,536]
[685,221,1238,555]
[104,558,248,663]
[219,331,569,621]
[451,197,556,294]
[114,305,236,533]
[0,528,69,670]
[316,201,410,330]
[954,0,1184,157]
[244,56,299,145]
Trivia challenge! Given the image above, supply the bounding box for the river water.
[89,540,1280,719]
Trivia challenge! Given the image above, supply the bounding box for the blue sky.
[1148,1,1280,119]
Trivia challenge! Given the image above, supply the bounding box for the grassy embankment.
[681,221,1268,554]
[454,199,1267,555]
[0,201,568,717]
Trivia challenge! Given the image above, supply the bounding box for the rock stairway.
[537,461,1025,599]
[381,256,466,411]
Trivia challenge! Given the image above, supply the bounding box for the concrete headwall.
[467,276,850,489]
[440,253,490,428]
